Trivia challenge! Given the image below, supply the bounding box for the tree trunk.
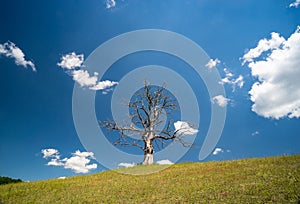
[143,139,154,165]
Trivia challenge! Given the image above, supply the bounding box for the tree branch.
[99,81,194,153]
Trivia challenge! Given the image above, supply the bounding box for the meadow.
[0,155,299,203]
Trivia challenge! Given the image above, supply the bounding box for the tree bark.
[143,139,154,165]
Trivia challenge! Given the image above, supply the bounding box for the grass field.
[0,155,299,203]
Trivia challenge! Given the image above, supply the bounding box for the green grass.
[1,155,299,203]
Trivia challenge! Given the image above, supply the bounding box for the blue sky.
[1,0,300,181]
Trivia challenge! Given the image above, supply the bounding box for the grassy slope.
[0,155,299,203]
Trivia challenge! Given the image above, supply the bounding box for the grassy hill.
[0,155,299,203]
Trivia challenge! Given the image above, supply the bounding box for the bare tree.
[101,82,197,165]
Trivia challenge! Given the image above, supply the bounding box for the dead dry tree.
[101,81,197,165]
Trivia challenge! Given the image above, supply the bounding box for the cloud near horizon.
[242,26,300,119]
[41,149,97,174]
[156,159,174,165]
[118,162,136,168]
[57,52,118,91]
[0,41,36,71]
[212,148,224,155]
[212,147,230,155]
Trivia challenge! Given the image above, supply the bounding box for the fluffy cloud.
[290,0,300,8]
[57,52,118,91]
[47,158,64,166]
[220,68,244,91]
[156,160,174,165]
[57,52,84,69]
[41,149,97,174]
[118,162,136,168]
[205,58,220,69]
[63,151,97,174]
[0,41,36,71]
[72,70,118,91]
[211,95,230,107]
[174,121,198,135]
[243,26,300,119]
[212,148,224,155]
[41,148,60,159]
[90,80,119,91]
[72,70,98,87]
[242,32,285,64]
[72,150,95,158]
[106,0,116,8]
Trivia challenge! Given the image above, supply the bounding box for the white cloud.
[288,108,300,118]
[243,26,300,119]
[71,70,118,91]
[242,32,285,64]
[72,70,98,87]
[102,87,115,95]
[211,95,230,107]
[212,148,223,155]
[223,68,234,78]
[41,148,60,159]
[63,152,97,174]
[57,52,84,69]
[174,121,198,135]
[251,131,260,136]
[220,68,244,91]
[156,160,174,165]
[290,0,300,8]
[212,147,231,155]
[58,177,66,179]
[41,149,97,174]
[90,80,119,91]
[57,52,118,92]
[205,58,220,69]
[118,162,136,168]
[106,0,116,8]
[47,158,64,166]
[0,41,36,71]
[73,150,95,158]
